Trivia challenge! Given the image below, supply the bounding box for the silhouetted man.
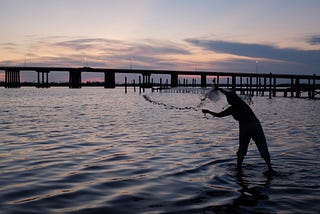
[202,89,275,174]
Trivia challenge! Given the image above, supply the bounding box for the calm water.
[0,88,319,214]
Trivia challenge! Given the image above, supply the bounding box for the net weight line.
[143,86,226,112]
[143,84,253,112]
[143,94,199,111]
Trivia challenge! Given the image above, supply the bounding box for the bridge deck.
[0,66,319,99]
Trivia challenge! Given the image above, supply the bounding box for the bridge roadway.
[0,66,319,98]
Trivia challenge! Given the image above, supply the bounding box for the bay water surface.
[0,88,319,213]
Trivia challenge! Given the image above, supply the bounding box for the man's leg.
[237,129,251,171]
[252,127,273,171]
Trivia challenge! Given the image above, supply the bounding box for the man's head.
[219,89,242,105]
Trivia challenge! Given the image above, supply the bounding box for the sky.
[0,0,320,82]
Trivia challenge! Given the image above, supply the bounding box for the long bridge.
[0,66,319,98]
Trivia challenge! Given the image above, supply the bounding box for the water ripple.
[1,89,319,213]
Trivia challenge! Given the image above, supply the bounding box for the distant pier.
[0,66,319,99]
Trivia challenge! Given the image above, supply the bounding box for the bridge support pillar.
[171,73,178,88]
[201,74,206,88]
[104,71,115,88]
[37,70,50,88]
[69,70,81,88]
[5,70,20,88]
[142,72,151,88]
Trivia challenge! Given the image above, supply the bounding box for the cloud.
[52,38,190,56]
[0,42,19,51]
[0,37,191,70]
[53,38,124,50]
[134,39,190,55]
[129,43,190,56]
[48,38,191,69]
[186,39,320,67]
[307,35,320,45]
[2,36,319,81]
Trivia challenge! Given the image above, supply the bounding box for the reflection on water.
[0,88,319,213]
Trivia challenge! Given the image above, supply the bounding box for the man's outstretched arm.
[202,107,233,118]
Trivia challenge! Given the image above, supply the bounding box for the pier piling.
[125,77,127,93]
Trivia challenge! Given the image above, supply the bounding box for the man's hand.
[202,109,211,114]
